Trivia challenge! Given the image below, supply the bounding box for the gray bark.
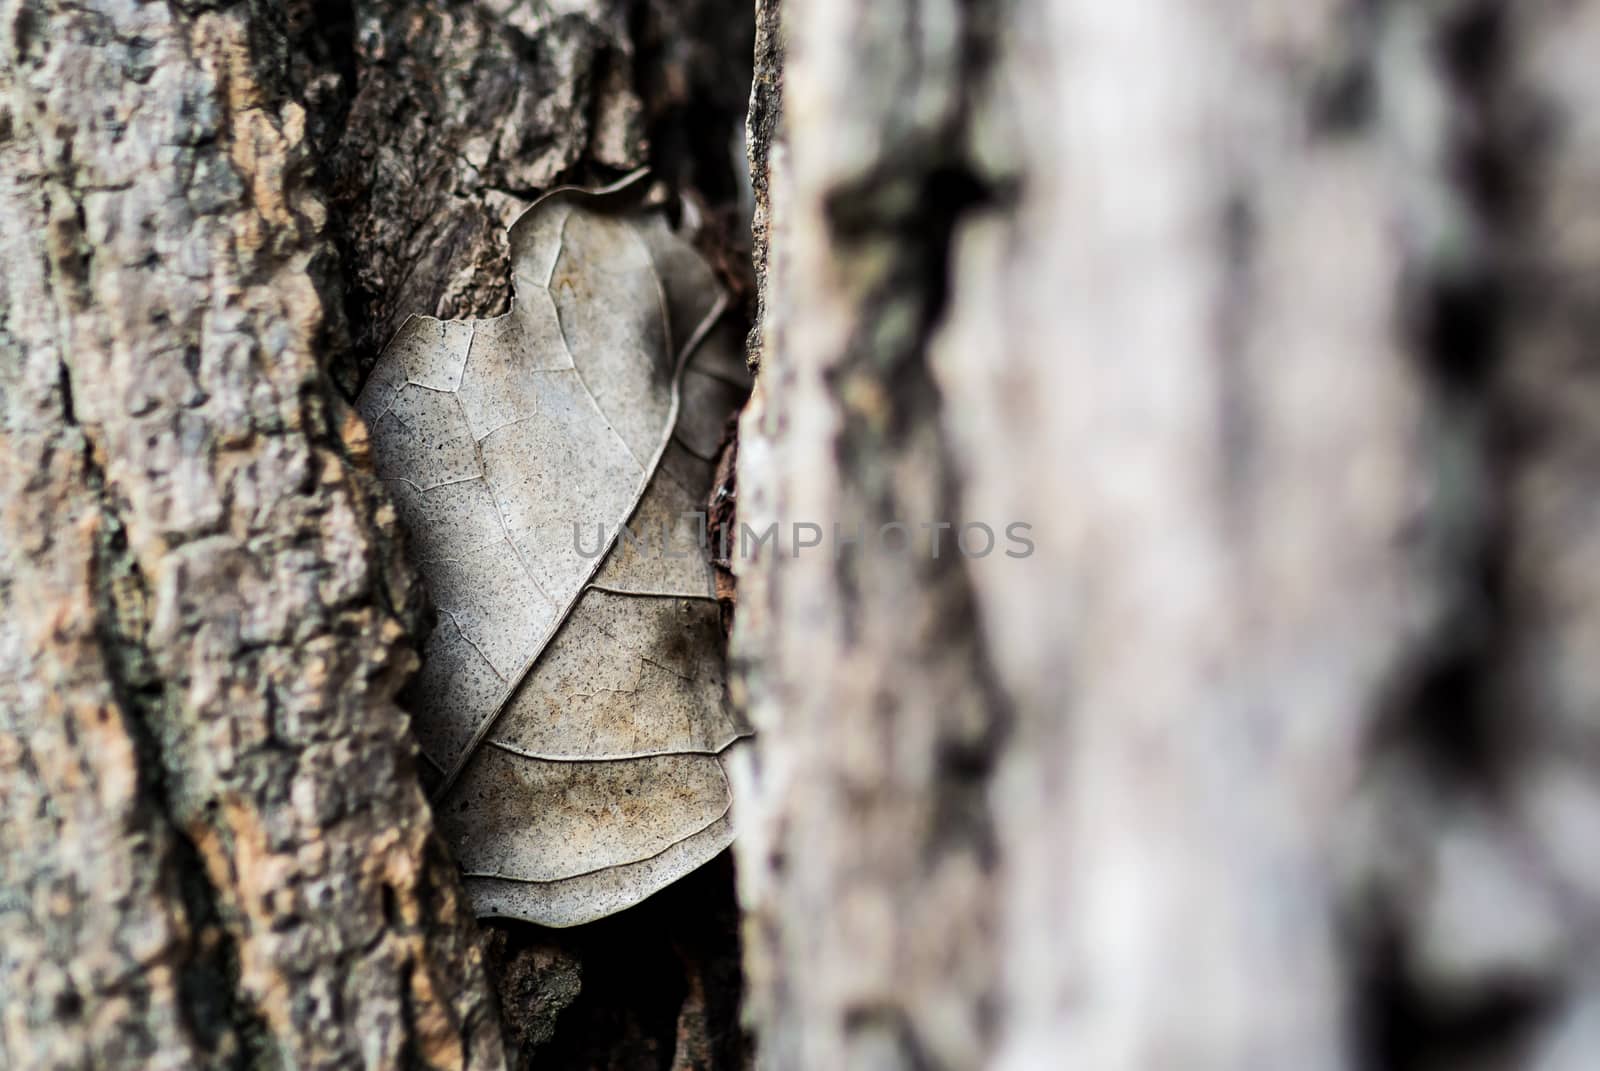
[11,0,1600,1068]
[0,2,505,1067]
[0,1,750,1069]
[734,1,1600,1068]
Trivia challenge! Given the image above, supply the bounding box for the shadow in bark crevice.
[484,853,751,1071]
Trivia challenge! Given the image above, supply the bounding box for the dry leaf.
[356,172,752,927]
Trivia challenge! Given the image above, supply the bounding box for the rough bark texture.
[0,1,751,1069]
[322,0,753,390]
[734,1,1600,1068]
[15,0,1600,1067]
[0,3,503,1067]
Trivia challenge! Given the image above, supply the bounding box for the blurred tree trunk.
[0,1,749,1069]
[734,1,1600,1069]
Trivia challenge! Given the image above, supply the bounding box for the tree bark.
[12,0,1600,1068]
[0,2,750,1069]
[0,1,504,1065]
[734,0,1600,1068]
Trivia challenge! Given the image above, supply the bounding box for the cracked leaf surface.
[358,175,750,927]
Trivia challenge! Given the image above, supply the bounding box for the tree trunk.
[10,0,1600,1069]
[734,0,1600,1068]
[0,2,750,1069]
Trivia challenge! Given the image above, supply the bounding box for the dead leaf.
[357,171,752,927]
